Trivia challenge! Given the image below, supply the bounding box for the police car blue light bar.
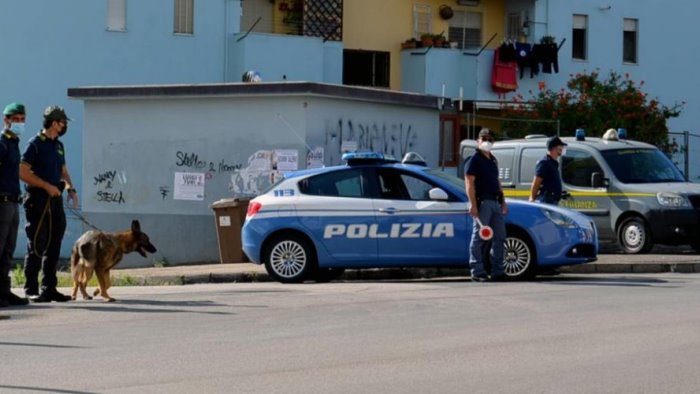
[341,151,385,161]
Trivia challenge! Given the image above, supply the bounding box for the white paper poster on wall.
[306,147,324,168]
[174,172,205,201]
[341,140,358,153]
[274,149,298,171]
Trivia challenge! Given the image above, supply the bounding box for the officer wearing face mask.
[464,128,508,282]
[0,103,30,307]
[529,136,567,204]
[19,105,78,303]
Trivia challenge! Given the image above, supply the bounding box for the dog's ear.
[131,220,141,233]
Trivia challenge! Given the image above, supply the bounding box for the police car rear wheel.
[618,217,653,254]
[502,236,534,279]
[264,235,316,283]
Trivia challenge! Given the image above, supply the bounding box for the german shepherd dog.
[70,220,157,302]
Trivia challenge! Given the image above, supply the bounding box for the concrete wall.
[78,86,439,267]
[0,0,241,258]
[226,33,343,83]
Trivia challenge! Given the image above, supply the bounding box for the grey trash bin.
[211,197,251,263]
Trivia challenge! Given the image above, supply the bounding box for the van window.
[601,148,685,183]
[562,149,603,188]
[519,147,547,185]
[491,148,515,185]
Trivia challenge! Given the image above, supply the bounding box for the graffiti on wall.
[175,151,244,175]
[94,170,127,204]
[230,150,277,196]
[324,119,418,165]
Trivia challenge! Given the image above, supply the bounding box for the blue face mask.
[9,122,25,135]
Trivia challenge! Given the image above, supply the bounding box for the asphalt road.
[2,273,700,393]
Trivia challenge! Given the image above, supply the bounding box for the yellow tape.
[502,190,655,198]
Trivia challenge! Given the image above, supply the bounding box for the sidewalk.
[109,252,700,285]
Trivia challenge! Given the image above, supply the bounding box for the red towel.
[491,48,518,96]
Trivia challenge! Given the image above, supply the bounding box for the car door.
[560,148,613,239]
[296,168,378,266]
[371,167,468,266]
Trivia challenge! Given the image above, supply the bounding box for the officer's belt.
[0,193,22,203]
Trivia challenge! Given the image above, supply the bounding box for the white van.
[459,133,700,254]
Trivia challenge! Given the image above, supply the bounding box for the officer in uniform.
[20,106,78,302]
[529,136,567,205]
[465,128,508,282]
[0,103,29,307]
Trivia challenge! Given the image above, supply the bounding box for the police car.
[242,152,598,283]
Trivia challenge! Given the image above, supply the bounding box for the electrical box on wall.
[457,0,479,6]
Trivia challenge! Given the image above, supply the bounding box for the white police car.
[242,152,598,283]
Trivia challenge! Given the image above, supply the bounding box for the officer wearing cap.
[464,128,508,282]
[529,136,567,204]
[0,103,29,307]
[20,105,78,303]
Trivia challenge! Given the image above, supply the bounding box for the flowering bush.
[500,70,684,148]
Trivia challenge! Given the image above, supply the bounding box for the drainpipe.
[224,0,229,81]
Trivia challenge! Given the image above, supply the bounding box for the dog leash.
[32,198,53,258]
[65,204,102,231]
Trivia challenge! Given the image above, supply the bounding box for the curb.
[114,262,700,285]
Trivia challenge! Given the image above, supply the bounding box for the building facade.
[1,0,697,261]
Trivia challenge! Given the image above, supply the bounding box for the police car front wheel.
[264,234,317,283]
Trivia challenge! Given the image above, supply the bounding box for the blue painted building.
[2,0,699,261]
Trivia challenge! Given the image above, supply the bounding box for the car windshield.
[601,148,686,183]
[425,168,466,194]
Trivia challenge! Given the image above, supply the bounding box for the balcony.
[226,32,343,84]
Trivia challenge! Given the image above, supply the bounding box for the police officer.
[20,105,78,302]
[529,136,567,205]
[0,103,29,307]
[465,128,508,282]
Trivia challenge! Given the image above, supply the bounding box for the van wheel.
[617,217,653,254]
[263,234,316,283]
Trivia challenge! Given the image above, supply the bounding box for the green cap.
[44,105,71,122]
[3,102,25,116]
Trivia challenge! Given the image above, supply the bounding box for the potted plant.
[433,33,446,48]
[420,33,434,47]
[401,38,418,50]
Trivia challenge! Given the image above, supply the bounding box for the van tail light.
[246,202,262,218]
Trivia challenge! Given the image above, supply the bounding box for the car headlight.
[541,209,578,228]
[657,192,690,207]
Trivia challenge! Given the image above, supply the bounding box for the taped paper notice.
[174,172,205,201]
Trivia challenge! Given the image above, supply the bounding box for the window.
[601,149,685,183]
[449,11,482,49]
[518,147,546,185]
[343,50,390,88]
[107,0,127,31]
[572,14,587,60]
[377,169,436,201]
[506,12,522,40]
[413,4,432,39]
[562,149,603,188]
[623,18,638,64]
[174,0,194,34]
[300,169,365,198]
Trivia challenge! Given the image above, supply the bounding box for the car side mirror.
[591,172,607,188]
[428,188,449,201]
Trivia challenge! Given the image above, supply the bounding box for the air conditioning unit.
[457,0,480,5]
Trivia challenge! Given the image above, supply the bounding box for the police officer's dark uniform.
[0,103,29,307]
[530,136,567,205]
[21,106,75,302]
[465,129,507,282]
